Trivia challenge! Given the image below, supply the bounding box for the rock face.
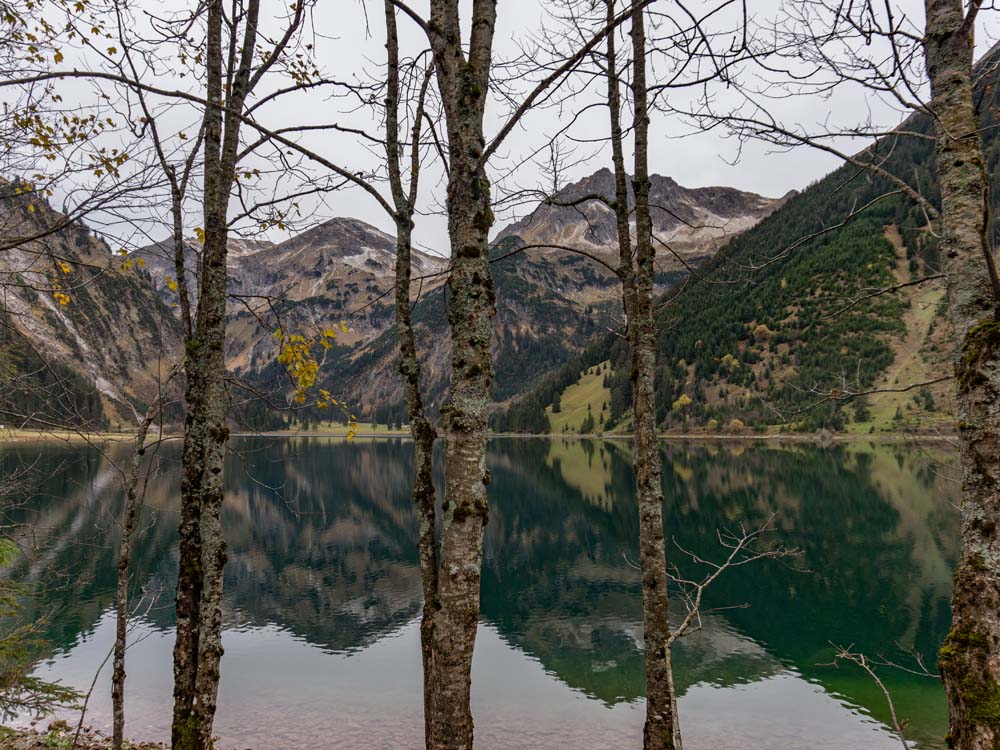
[2,170,783,427]
[137,217,448,378]
[498,168,788,267]
[221,217,444,304]
[0,190,181,427]
[323,171,785,421]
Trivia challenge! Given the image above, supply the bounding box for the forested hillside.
[289,235,621,428]
[497,54,1000,434]
[0,186,181,428]
[0,168,771,431]
[290,171,778,427]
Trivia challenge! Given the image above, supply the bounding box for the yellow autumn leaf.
[53,291,70,306]
[57,261,71,274]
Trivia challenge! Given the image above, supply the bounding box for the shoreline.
[2,429,958,444]
[2,724,164,750]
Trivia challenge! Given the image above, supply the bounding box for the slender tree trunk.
[111,479,135,750]
[171,7,227,747]
[171,182,193,341]
[425,1,498,745]
[392,146,440,750]
[383,6,440,743]
[172,2,260,748]
[923,3,1000,749]
[630,7,674,746]
[112,411,159,750]
[171,197,230,750]
[606,2,676,747]
[395,219,440,744]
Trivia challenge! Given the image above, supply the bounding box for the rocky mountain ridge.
[498,168,791,265]
[1,170,786,428]
[0,188,181,428]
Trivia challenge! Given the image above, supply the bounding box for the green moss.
[940,628,989,662]
[969,554,989,572]
[179,554,203,581]
[965,676,1000,726]
[474,206,494,233]
[940,627,1000,738]
[173,712,208,750]
[957,320,1000,394]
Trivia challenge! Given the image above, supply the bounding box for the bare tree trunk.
[424,1,498,746]
[606,2,676,747]
[923,3,1000,749]
[630,6,674,748]
[383,6,440,740]
[429,134,493,750]
[171,7,227,746]
[172,2,261,748]
[112,400,165,750]
[395,218,440,743]
[112,482,139,750]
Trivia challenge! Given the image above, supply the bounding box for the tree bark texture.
[384,5,441,743]
[923,2,1000,749]
[425,0,498,747]
[112,400,164,750]
[606,3,677,748]
[172,2,260,748]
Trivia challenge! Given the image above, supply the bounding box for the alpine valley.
[1,170,785,431]
[7,61,1000,436]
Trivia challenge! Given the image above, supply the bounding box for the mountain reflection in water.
[1,437,958,749]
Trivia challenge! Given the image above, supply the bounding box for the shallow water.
[2,437,959,749]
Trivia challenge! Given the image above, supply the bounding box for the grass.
[281,421,411,436]
[546,360,614,434]
[845,227,954,435]
[1,429,151,443]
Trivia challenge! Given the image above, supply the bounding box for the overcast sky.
[31,0,1000,255]
[269,0,1000,255]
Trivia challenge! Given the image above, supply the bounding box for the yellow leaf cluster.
[671,393,693,412]
[272,326,356,435]
[720,353,740,373]
[275,330,320,403]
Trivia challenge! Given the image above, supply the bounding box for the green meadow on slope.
[495,57,1000,434]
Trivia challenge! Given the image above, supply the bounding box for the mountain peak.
[495,167,783,261]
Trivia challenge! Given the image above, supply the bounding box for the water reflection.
[0,437,959,749]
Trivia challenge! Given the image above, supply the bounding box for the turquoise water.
[1,437,959,749]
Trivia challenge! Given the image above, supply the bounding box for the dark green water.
[1,437,959,749]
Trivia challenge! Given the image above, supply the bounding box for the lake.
[1,437,960,749]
